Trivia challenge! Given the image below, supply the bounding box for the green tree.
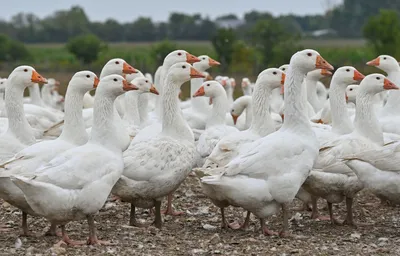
[211,28,236,72]
[150,40,177,66]
[363,10,400,58]
[66,34,106,64]
[249,19,300,70]
[0,34,30,61]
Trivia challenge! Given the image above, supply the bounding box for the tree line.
[1,0,399,43]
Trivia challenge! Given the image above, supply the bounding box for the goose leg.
[20,212,31,236]
[327,202,341,225]
[311,198,330,221]
[279,203,290,238]
[129,204,149,227]
[229,211,252,229]
[260,218,277,236]
[86,215,113,245]
[154,200,162,229]
[342,197,356,226]
[162,193,184,216]
[44,223,61,237]
[54,225,85,246]
[220,208,228,228]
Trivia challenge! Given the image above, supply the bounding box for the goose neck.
[59,87,89,144]
[28,84,44,107]
[190,77,210,113]
[382,70,400,115]
[354,91,383,145]
[90,92,122,152]
[206,94,228,128]
[329,78,354,134]
[305,78,320,111]
[123,91,141,126]
[138,93,149,125]
[250,86,275,136]
[5,79,35,143]
[281,68,313,136]
[162,77,193,141]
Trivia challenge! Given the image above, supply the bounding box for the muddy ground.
[0,175,399,255]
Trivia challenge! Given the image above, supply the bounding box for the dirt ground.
[0,175,399,256]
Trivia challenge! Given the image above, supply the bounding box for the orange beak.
[93,77,100,88]
[149,84,159,95]
[280,113,284,121]
[122,79,138,91]
[31,70,47,85]
[384,78,399,90]
[231,80,236,87]
[190,67,205,78]
[316,119,324,124]
[123,62,137,74]
[280,85,284,95]
[231,114,239,125]
[353,70,365,81]
[281,73,286,85]
[186,53,201,64]
[208,58,220,67]
[345,94,349,103]
[320,69,332,77]
[316,55,334,71]
[221,80,227,86]
[367,57,380,67]
[193,86,205,97]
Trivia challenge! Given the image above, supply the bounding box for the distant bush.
[0,34,31,62]
[211,29,237,72]
[363,10,400,59]
[66,34,107,64]
[150,40,177,67]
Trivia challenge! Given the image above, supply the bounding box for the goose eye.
[350,88,353,91]
[145,80,148,83]
[113,78,118,82]
[202,58,206,60]
[207,84,210,86]
[282,68,285,71]
[384,57,387,60]
[231,109,234,113]
[307,53,312,57]
[376,77,380,80]
[24,69,28,72]
[86,75,90,78]
[178,52,182,56]
[115,61,120,65]
[346,69,350,72]
[273,71,277,75]
[182,65,186,69]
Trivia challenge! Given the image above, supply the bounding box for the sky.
[0,0,343,22]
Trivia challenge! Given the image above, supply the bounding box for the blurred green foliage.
[66,34,107,64]
[0,34,31,62]
[363,10,400,59]
[211,29,237,73]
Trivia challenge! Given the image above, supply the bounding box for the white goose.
[112,63,202,228]
[303,74,398,226]
[241,78,253,96]
[194,81,239,167]
[0,71,99,236]
[366,55,400,135]
[198,50,333,236]
[11,74,137,246]
[0,66,47,163]
[196,68,285,229]
[306,69,331,113]
[230,95,252,130]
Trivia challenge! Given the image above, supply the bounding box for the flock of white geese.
[0,49,399,246]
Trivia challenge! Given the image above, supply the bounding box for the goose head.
[332,66,365,86]
[164,50,200,67]
[291,49,334,73]
[166,62,205,89]
[279,64,289,73]
[193,81,225,98]
[131,77,159,95]
[230,95,252,125]
[346,84,358,104]
[0,78,7,94]
[257,68,286,91]
[229,78,236,88]
[241,78,251,88]
[100,58,137,78]
[367,55,400,73]
[194,55,220,71]
[306,69,332,81]
[98,74,138,97]
[126,69,144,82]
[69,71,99,92]
[8,66,47,88]
[359,74,398,95]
